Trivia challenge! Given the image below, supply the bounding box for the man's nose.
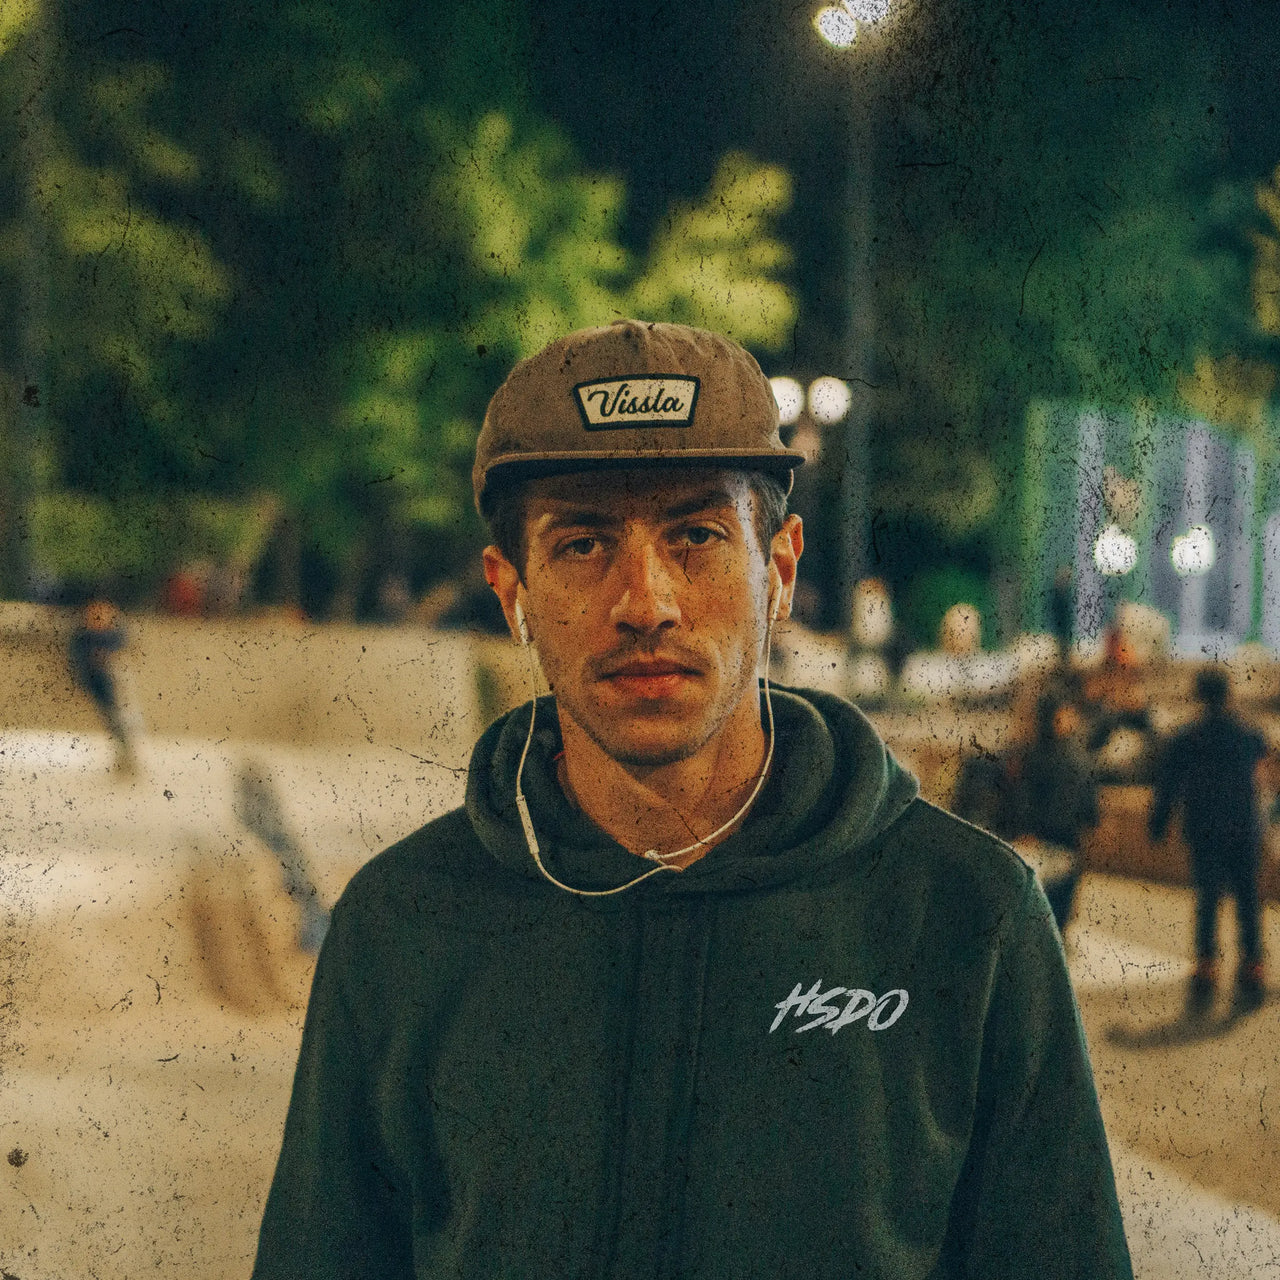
[609,541,681,635]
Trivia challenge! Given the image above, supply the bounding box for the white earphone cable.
[639,619,776,863]
[512,598,778,898]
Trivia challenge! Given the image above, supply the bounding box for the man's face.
[484,468,800,769]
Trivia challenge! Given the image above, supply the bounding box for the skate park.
[5,0,1280,1271]
[1,605,1278,1279]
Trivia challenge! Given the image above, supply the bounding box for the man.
[254,320,1131,1278]
[1149,666,1268,1016]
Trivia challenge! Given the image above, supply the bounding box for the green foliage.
[30,492,156,583]
[1254,165,1280,340]
[1163,169,1280,452]
[424,110,630,358]
[874,437,999,542]
[870,4,1262,555]
[0,30,229,533]
[31,490,279,585]
[628,153,796,352]
[911,11,1237,411]
[0,4,796,601]
[0,0,35,57]
[38,131,229,395]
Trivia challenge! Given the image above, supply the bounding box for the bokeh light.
[814,6,858,48]
[1093,523,1138,576]
[808,375,853,424]
[844,0,890,21]
[770,376,805,425]
[1171,524,1216,576]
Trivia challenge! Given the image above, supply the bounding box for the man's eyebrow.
[534,488,737,532]
[663,489,737,521]
[537,506,624,532]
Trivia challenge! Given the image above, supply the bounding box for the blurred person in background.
[68,596,137,774]
[254,320,1131,1279]
[850,575,894,653]
[939,600,982,657]
[373,570,413,623]
[847,575,910,697]
[1083,622,1157,784]
[843,576,895,707]
[1149,666,1269,1016]
[161,560,209,615]
[1007,690,1099,931]
[950,738,1014,839]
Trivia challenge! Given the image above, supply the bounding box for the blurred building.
[1021,403,1280,656]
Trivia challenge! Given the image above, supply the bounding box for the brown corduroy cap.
[473,319,805,513]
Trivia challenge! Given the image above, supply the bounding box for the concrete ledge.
[0,609,484,766]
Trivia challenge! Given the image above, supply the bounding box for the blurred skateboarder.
[1149,666,1268,1015]
[68,597,137,773]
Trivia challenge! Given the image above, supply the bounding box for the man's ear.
[482,545,524,643]
[768,514,804,622]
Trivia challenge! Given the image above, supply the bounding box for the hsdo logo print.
[770,980,909,1034]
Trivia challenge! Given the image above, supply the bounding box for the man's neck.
[556,697,768,870]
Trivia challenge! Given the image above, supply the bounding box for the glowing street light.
[815,0,892,47]
[814,7,858,48]
[770,376,806,426]
[808,375,852,425]
[1093,523,1138,576]
[1171,525,1215,577]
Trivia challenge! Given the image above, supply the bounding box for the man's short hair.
[484,467,790,582]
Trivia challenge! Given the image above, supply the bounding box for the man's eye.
[677,526,720,547]
[560,536,599,558]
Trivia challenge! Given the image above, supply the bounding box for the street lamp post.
[815,0,893,631]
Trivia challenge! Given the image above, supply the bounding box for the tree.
[823,0,1273,627]
[1,1,797,609]
[0,4,232,591]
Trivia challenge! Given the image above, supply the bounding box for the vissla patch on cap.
[573,376,699,431]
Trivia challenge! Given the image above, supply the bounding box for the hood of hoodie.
[465,685,919,896]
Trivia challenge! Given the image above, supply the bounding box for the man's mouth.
[599,657,702,696]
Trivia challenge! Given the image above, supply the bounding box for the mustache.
[590,640,709,678]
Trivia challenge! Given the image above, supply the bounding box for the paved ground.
[1069,876,1280,1277]
[1,730,1278,1278]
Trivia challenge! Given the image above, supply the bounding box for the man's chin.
[603,739,703,769]
[578,710,712,770]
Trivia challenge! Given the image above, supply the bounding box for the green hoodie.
[254,687,1132,1279]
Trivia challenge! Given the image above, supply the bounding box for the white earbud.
[767,579,782,624]
[514,600,531,645]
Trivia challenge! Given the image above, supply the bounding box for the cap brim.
[483,447,804,481]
